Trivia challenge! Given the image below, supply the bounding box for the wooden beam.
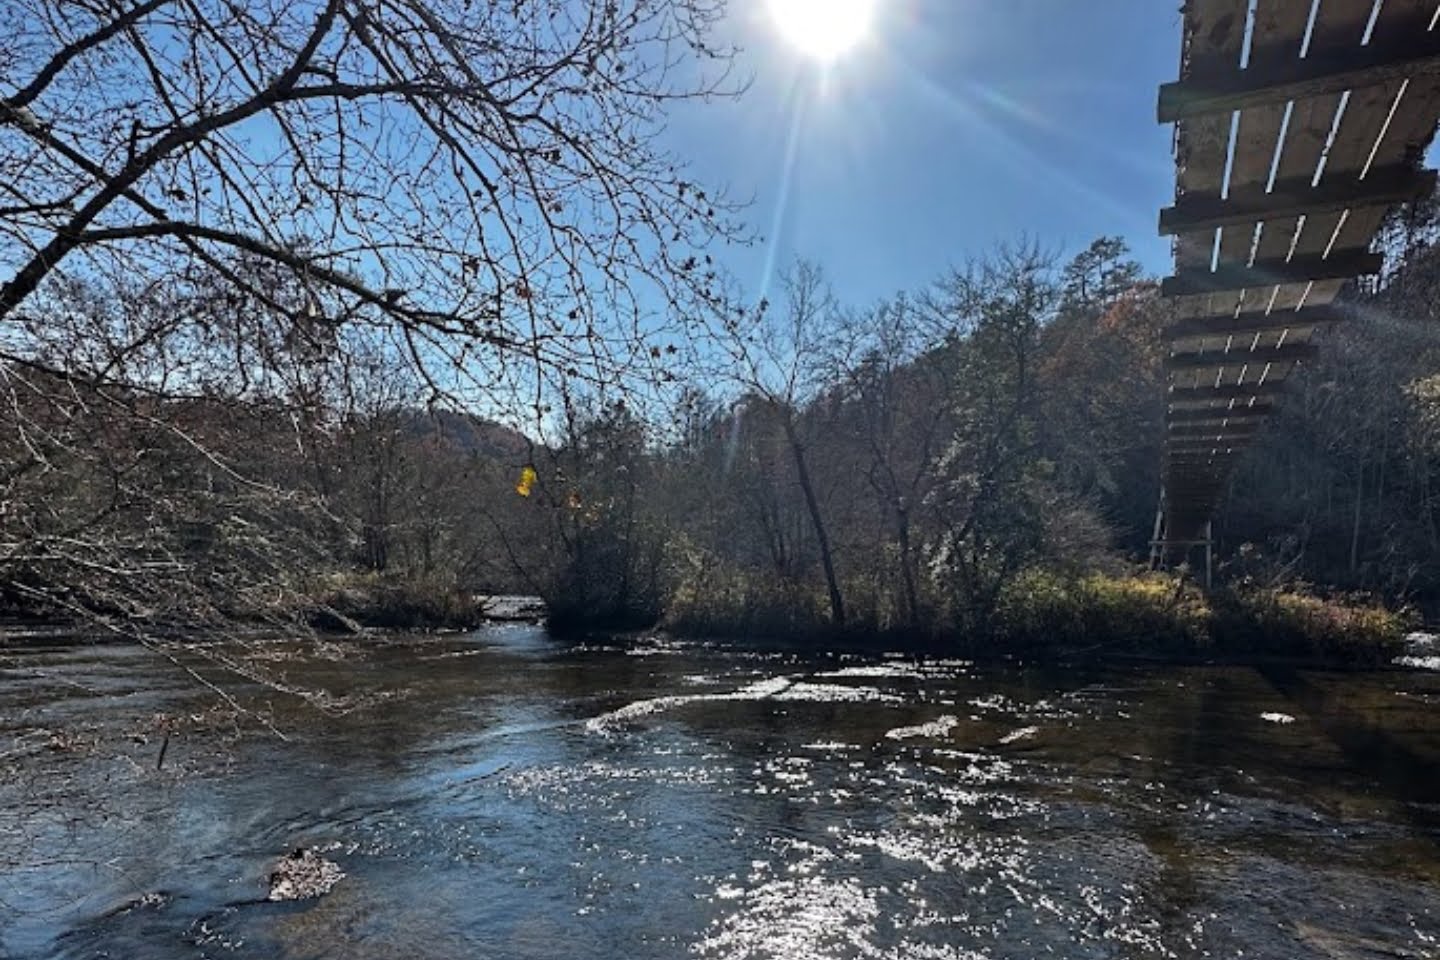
[1169,425,1262,439]
[1164,342,1318,371]
[1170,439,1255,454]
[1168,305,1343,339]
[1159,27,1440,122]
[1169,429,1255,444]
[1170,445,1252,458]
[1168,436,1253,449]
[1160,167,1435,235]
[1169,411,1268,426]
[1167,461,1231,472]
[1167,405,1275,423]
[1166,469,1233,481]
[1168,420,1270,432]
[1161,250,1383,298]
[1169,420,1261,434]
[1169,381,1287,401]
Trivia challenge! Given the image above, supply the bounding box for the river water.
[2,625,1439,959]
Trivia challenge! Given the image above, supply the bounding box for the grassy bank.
[661,566,1414,665]
[308,573,491,632]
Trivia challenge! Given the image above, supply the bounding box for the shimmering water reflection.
[2,627,1438,958]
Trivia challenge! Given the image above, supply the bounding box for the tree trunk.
[896,506,919,630]
[782,416,845,627]
[1350,465,1364,576]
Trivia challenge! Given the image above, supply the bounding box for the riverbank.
[655,570,1417,668]
[309,575,545,632]
[1,567,1415,672]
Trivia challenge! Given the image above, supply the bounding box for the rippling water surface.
[3,625,1439,958]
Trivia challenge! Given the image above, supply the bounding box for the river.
[2,624,1439,958]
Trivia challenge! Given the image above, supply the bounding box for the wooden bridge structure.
[1153,0,1440,577]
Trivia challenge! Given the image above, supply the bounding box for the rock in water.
[267,848,345,902]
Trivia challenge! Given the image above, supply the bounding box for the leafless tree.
[1,0,745,400]
[839,296,953,629]
[712,260,848,626]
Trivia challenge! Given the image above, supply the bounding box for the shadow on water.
[1260,663,1440,817]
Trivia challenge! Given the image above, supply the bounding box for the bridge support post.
[1150,491,1217,590]
[1148,493,1166,570]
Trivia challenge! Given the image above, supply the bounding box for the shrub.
[664,554,829,640]
[311,572,486,631]
[656,553,1412,666]
[1213,584,1414,665]
[991,570,1210,652]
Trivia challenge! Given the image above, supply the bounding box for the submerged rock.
[267,848,345,902]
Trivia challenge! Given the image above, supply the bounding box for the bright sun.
[766,0,876,62]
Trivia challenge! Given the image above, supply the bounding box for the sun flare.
[766,0,877,62]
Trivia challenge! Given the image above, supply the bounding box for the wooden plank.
[1168,437,1256,452]
[1170,433,1264,447]
[1169,401,1278,417]
[1249,94,1345,306]
[1159,166,1435,232]
[1317,4,1440,268]
[1169,380,1288,400]
[1163,493,1228,508]
[1168,304,1342,337]
[1169,446,1255,461]
[1168,458,1235,470]
[1195,0,1347,326]
[1212,4,1306,310]
[1159,29,1440,121]
[1259,0,1400,310]
[1172,0,1253,321]
[1167,405,1277,423]
[1156,0,1410,538]
[1168,321,1324,358]
[1208,0,1312,319]
[1367,1,1440,169]
[1169,388,1284,402]
[1163,499,1226,517]
[1165,342,1318,371]
[1169,427,1270,439]
[1169,413,1269,428]
[1163,488,1229,501]
[1170,430,1263,444]
[1165,484,1226,496]
[1161,249,1383,295]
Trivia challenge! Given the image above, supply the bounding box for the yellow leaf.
[515,465,537,497]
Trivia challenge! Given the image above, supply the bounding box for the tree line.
[518,226,1440,639]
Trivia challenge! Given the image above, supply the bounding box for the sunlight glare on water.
[2,627,1439,959]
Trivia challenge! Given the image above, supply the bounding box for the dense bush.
[664,550,829,640]
[660,557,1410,665]
[990,571,1210,652]
[1212,585,1414,665]
[312,573,488,632]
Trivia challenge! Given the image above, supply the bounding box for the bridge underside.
[1156,0,1440,559]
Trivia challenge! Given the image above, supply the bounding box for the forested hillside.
[6,212,1439,645]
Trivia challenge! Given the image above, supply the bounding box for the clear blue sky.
[666,0,1186,307]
